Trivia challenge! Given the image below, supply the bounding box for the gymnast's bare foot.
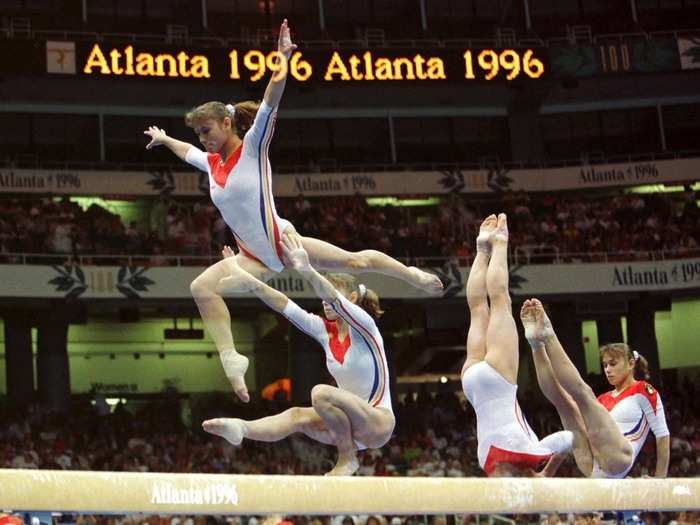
[219,349,250,402]
[476,214,498,255]
[493,213,509,243]
[325,453,360,476]
[520,298,554,348]
[408,267,444,295]
[202,417,248,445]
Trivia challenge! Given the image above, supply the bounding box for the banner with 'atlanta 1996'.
[0,258,697,300]
[0,156,697,197]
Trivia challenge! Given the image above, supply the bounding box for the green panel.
[582,318,628,374]
[655,310,674,369]
[582,320,601,374]
[0,317,258,394]
[69,353,236,393]
[660,299,700,369]
[66,318,255,354]
[64,318,257,393]
[0,348,245,395]
[550,46,598,77]
[2,299,699,394]
[583,299,700,375]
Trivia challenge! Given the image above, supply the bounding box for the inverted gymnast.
[520,299,670,478]
[144,19,441,403]
[461,213,573,477]
[202,235,394,476]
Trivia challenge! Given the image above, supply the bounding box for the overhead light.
[626,182,699,194]
[398,373,461,384]
[365,197,441,207]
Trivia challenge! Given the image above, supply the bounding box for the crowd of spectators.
[0,187,697,266]
[279,188,700,264]
[1,369,700,525]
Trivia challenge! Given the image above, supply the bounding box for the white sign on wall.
[0,258,697,300]
[0,157,696,197]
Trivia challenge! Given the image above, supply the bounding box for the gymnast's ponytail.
[326,273,384,319]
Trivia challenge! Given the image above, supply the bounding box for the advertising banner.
[1,258,697,300]
[0,157,695,197]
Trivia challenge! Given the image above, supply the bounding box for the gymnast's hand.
[143,126,169,149]
[277,19,297,61]
[217,245,257,294]
[281,234,311,272]
[221,245,236,259]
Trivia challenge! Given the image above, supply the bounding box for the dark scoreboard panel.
[549,38,681,77]
[0,37,693,86]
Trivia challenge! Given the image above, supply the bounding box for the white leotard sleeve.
[184,146,209,173]
[243,101,277,157]
[329,293,377,335]
[281,299,326,344]
[642,391,670,438]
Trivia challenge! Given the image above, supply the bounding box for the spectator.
[1,189,697,264]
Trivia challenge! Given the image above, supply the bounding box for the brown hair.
[184,100,260,139]
[599,342,650,381]
[326,273,384,319]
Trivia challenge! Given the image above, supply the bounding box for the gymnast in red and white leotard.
[202,236,394,476]
[520,302,670,478]
[461,214,573,477]
[144,20,441,403]
[596,343,670,477]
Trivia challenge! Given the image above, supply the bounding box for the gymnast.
[203,235,394,476]
[144,19,441,403]
[461,213,573,477]
[520,299,670,478]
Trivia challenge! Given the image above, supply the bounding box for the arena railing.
[2,149,699,174]
[415,248,700,267]
[3,27,699,50]
[1,248,697,268]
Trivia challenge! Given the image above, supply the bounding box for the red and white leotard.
[281,294,393,414]
[593,380,669,478]
[462,361,572,475]
[185,101,291,272]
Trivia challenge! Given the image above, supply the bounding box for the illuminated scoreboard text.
[80,44,547,82]
[0,37,686,83]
